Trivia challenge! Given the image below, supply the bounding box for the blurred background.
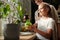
[0,0,60,40]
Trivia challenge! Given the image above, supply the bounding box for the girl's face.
[38,4,49,16]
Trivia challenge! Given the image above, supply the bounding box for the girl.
[29,3,55,40]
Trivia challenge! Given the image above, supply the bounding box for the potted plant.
[0,0,24,39]
[0,1,11,36]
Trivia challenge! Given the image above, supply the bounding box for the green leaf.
[6,4,10,11]
[0,7,3,12]
[0,1,3,6]
[3,7,7,14]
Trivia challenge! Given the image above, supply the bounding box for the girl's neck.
[41,15,49,19]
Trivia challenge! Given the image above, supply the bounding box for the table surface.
[20,33,36,40]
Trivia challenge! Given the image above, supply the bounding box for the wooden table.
[20,33,36,40]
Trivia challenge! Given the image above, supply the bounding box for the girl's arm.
[34,27,53,39]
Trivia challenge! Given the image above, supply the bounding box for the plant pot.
[4,24,20,39]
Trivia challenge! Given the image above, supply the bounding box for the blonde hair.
[39,3,52,17]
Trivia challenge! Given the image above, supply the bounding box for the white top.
[35,17,55,40]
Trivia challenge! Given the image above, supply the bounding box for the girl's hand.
[28,23,37,32]
[28,25,34,31]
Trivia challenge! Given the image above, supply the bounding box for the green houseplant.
[0,0,24,39]
[0,1,11,36]
[0,0,24,24]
